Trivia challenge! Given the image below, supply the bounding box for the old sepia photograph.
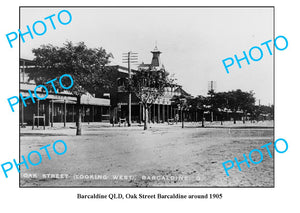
[19,7,274,187]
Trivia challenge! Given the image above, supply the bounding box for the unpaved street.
[20,121,274,187]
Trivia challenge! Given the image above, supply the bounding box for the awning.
[20,83,110,106]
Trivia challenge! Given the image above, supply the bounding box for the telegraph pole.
[208,81,216,122]
[123,51,138,127]
[128,52,132,127]
[210,81,213,122]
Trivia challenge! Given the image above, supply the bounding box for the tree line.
[170,90,273,128]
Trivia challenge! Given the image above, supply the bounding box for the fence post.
[43,114,45,130]
[32,114,35,130]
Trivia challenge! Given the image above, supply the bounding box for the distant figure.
[175,113,179,124]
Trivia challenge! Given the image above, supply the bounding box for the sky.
[20,7,274,105]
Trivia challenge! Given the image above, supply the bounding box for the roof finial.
[153,41,159,52]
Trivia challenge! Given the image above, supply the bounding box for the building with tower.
[106,45,191,124]
[19,45,191,126]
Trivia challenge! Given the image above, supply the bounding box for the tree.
[171,95,190,128]
[236,90,255,124]
[252,104,274,122]
[28,41,113,135]
[187,97,200,122]
[207,89,216,122]
[129,68,171,130]
[195,95,208,127]
[213,92,228,125]
[226,89,255,124]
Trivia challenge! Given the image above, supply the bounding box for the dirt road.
[20,121,274,187]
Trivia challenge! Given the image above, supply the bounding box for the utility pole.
[123,51,138,127]
[208,81,216,122]
[210,81,213,122]
[128,52,132,127]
